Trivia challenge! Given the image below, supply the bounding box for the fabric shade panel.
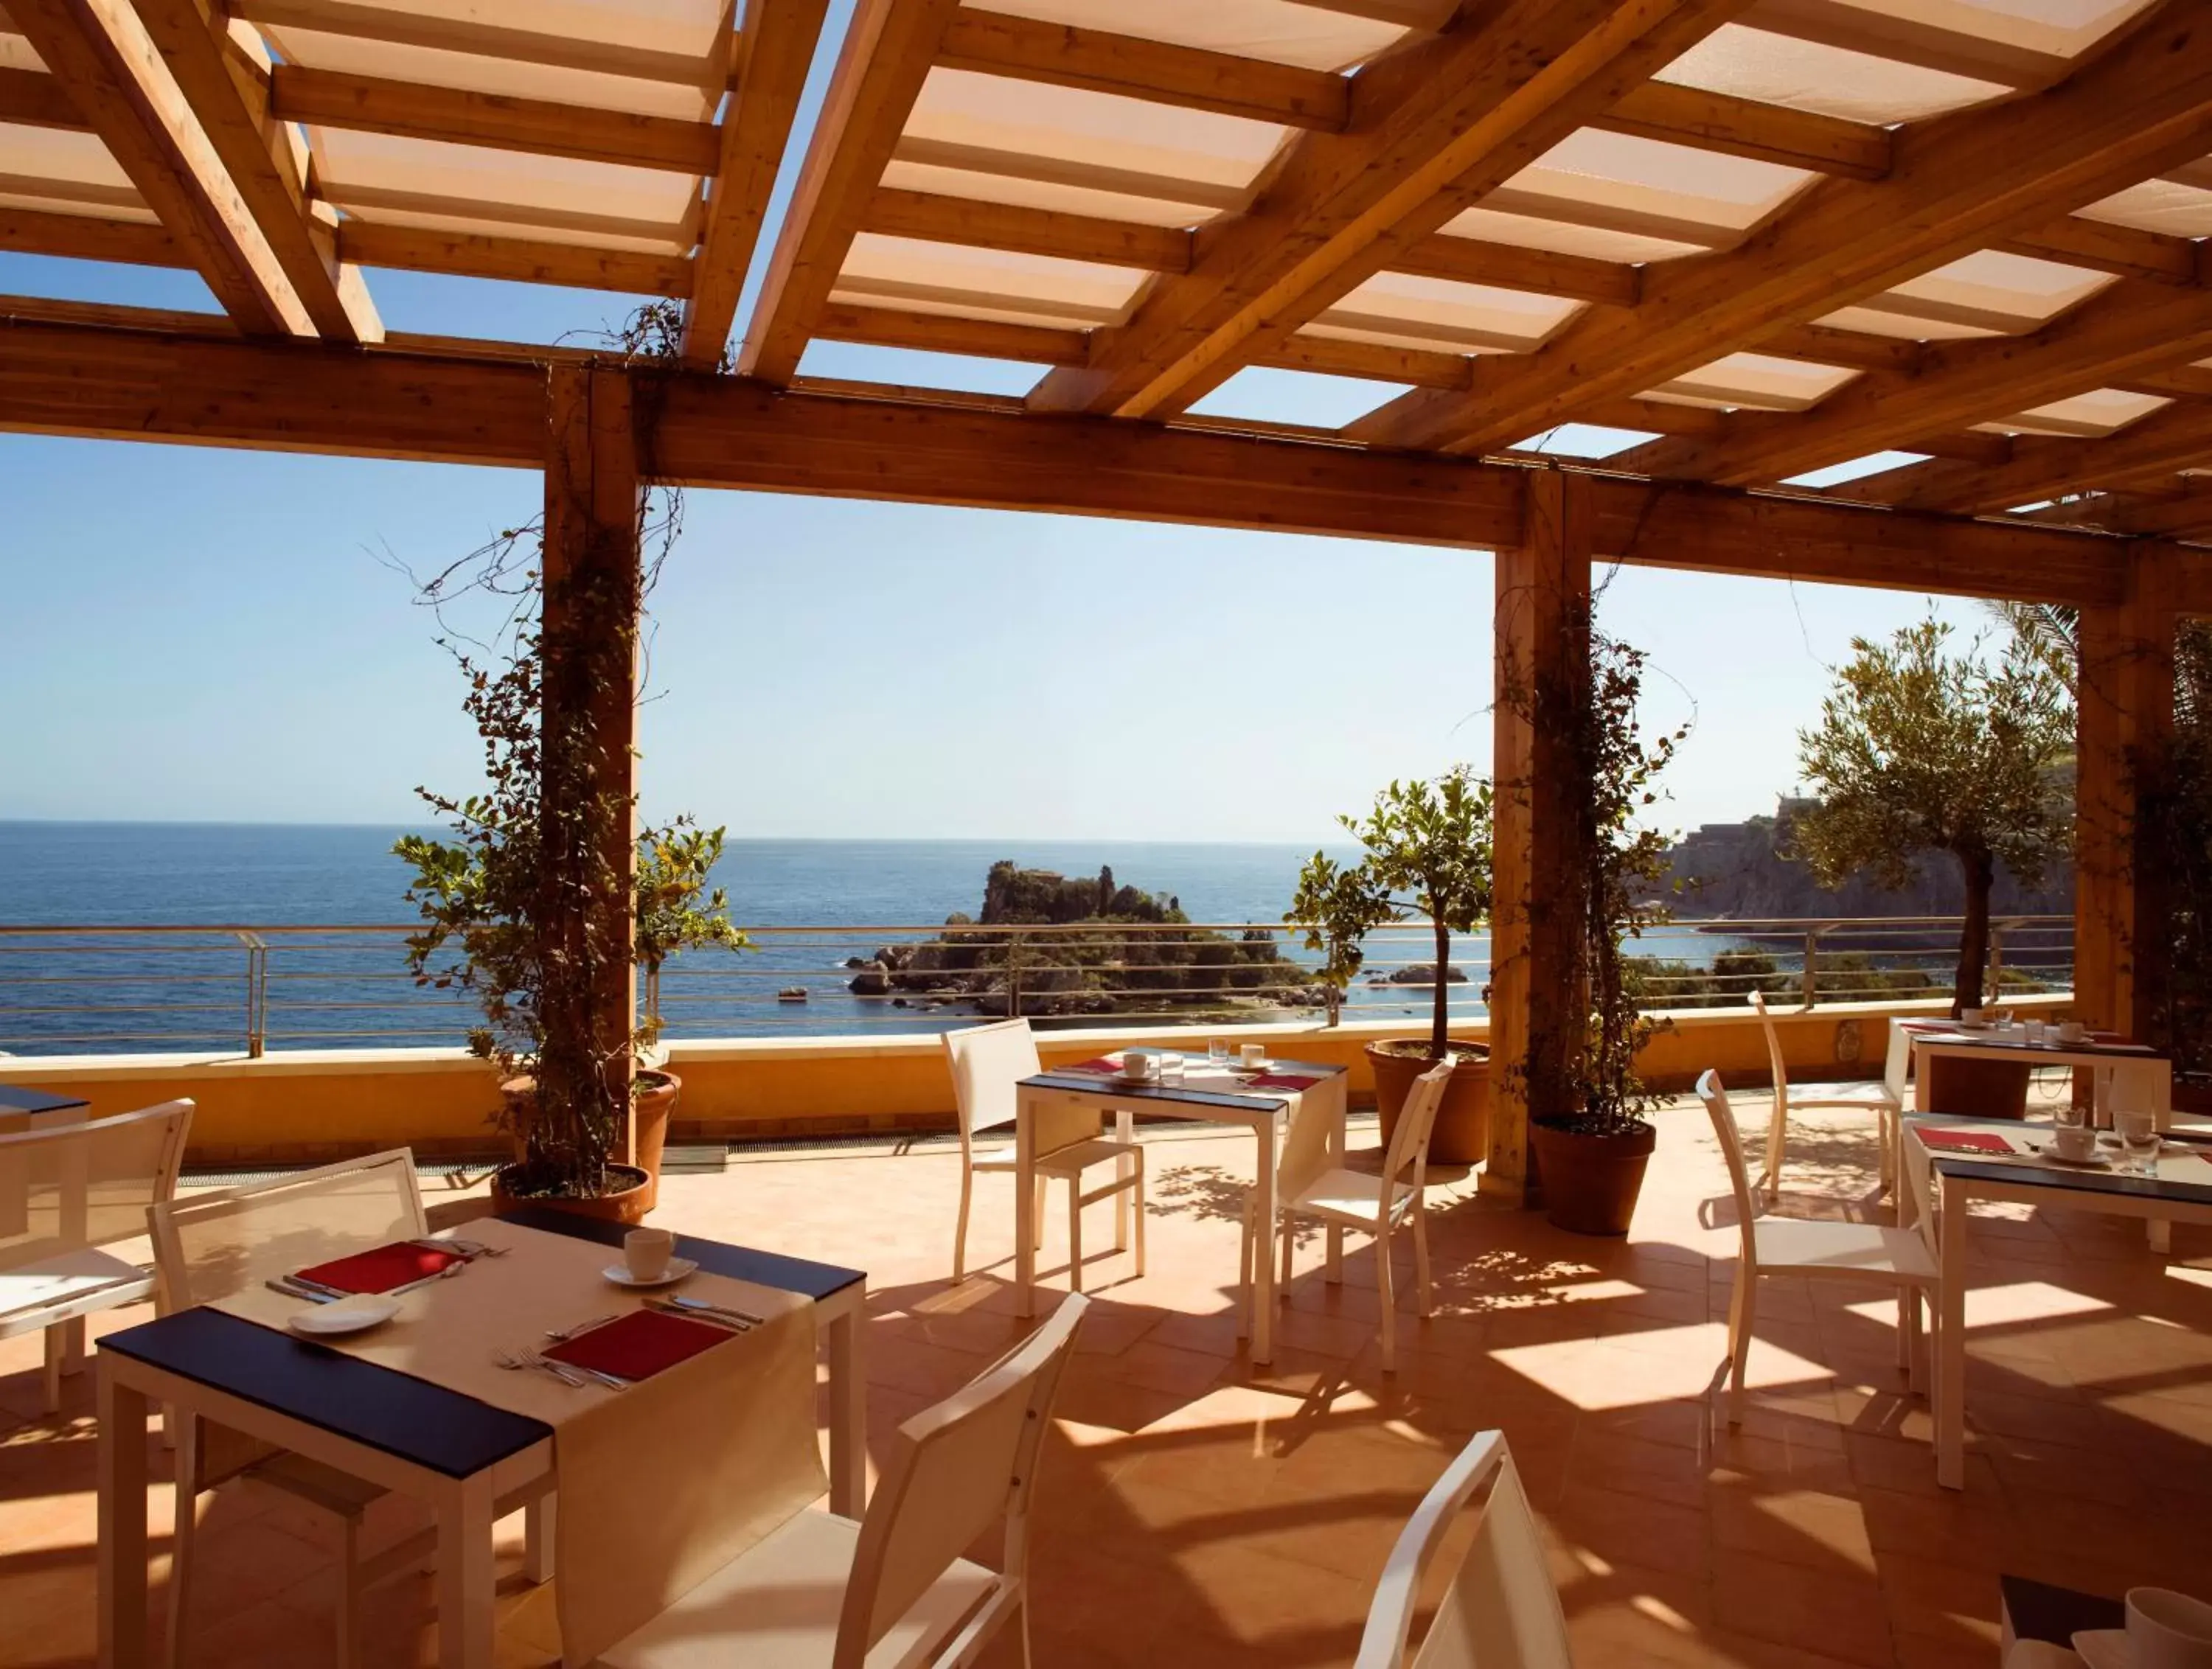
[2078,177,2212,238]
[1310,271,1585,358]
[834,231,1148,328]
[1984,387,2174,438]
[1436,205,1705,268]
[0,125,144,217]
[1644,351,1863,411]
[1826,250,2120,338]
[260,25,724,120]
[1487,128,1818,251]
[1654,23,2012,122]
[960,0,1409,72]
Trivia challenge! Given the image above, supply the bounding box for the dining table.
[1896,1112,2212,1489]
[1904,1022,2171,1126]
[97,1206,866,1669]
[1013,1053,1349,1364]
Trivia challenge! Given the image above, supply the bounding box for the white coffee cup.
[1239,1043,1267,1067]
[625,1227,674,1282]
[2127,1587,2212,1669]
[1960,1006,1988,1025]
[2052,1124,2097,1163]
[2059,1020,2088,1044]
[1121,1050,1154,1081]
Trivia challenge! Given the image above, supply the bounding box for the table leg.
[1115,1107,1133,1253]
[522,1494,554,1586]
[1253,1117,1279,1365]
[1936,1171,1968,1491]
[1325,1084,1344,1283]
[825,1293,866,1518]
[1015,1097,1037,1320]
[434,1472,497,1669]
[2149,1218,2172,1255]
[97,1362,148,1669]
[1913,1048,1932,1114]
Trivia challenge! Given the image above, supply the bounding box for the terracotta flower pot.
[1367,1041,1490,1166]
[490,1161,653,1225]
[1529,1121,1657,1238]
[493,1069,682,1214]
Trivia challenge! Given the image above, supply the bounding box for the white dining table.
[1905,1023,2171,1126]
[1013,1055,1349,1364]
[1896,1112,2212,1489]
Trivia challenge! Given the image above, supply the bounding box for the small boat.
[777,987,808,1003]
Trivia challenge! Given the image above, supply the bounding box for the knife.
[647,1299,750,1332]
[282,1272,350,1300]
[665,1293,765,1326]
[266,1277,335,1304]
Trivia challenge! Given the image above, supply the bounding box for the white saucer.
[602,1257,698,1289]
[1236,1060,1273,1075]
[2072,1628,2130,1669]
[287,1295,402,1336]
[2038,1149,2112,1169]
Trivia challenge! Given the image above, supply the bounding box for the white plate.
[2072,1628,2129,1669]
[602,1257,698,1289]
[2037,1149,2112,1170]
[287,1295,402,1337]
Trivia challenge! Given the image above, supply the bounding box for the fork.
[543,1312,617,1342]
[525,1348,629,1392]
[493,1346,588,1388]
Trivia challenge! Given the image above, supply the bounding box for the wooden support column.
[542,363,643,1163]
[2075,548,2180,1045]
[1489,470,1594,1205]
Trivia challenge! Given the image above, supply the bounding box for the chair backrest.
[1879,1017,1911,1101]
[0,1100,193,1273]
[942,1019,1043,1151]
[1697,1070,1760,1273]
[147,1148,424,1309]
[1353,1431,1572,1669]
[1383,1061,1456,1194]
[1749,990,1791,1113]
[835,1291,1090,1669]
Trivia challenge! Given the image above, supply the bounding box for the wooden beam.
[0,313,2163,607]
[739,0,965,383]
[0,204,187,265]
[1859,403,2212,516]
[269,64,720,173]
[1350,3,2212,453]
[335,222,692,297]
[813,299,1086,361]
[863,187,1194,271]
[1391,234,1641,307]
[1759,321,1925,373]
[1284,0,1457,27]
[226,0,726,91]
[939,9,1350,131]
[7,0,317,336]
[682,0,831,370]
[1487,468,1593,1207]
[1654,284,2212,487]
[1026,0,1751,421]
[0,66,86,128]
[2000,214,2203,286]
[1594,80,1891,179]
[1742,0,2071,89]
[1259,332,1470,389]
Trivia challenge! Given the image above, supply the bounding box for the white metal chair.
[1750,991,1907,1199]
[602,1290,1091,1669]
[943,1019,1145,1290]
[148,1149,546,1669]
[1700,1070,1938,1426]
[1353,1431,1572,1669]
[0,1099,192,1412]
[1242,1058,1450,1373]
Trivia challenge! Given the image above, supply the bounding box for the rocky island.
[848,861,1327,1022]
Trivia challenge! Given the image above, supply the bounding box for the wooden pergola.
[3,0,2209,1199]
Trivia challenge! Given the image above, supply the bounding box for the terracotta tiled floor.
[4,1092,2210,1668]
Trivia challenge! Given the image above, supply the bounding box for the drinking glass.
[1160,1050,1186,1085]
[1208,1037,1230,1067]
[2116,1111,2161,1176]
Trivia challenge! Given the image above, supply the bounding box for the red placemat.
[294,1241,462,1295]
[1916,1129,2018,1154]
[1055,1058,1122,1076]
[543,1309,735,1381]
[1246,1073,1321,1091]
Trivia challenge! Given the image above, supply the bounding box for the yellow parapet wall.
[0,996,2069,1168]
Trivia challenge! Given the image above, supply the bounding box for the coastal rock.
[1390,964,1469,986]
[847,961,891,996]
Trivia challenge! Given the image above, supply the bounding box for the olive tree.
[1793,619,2072,1019]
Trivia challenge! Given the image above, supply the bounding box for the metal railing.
[0,914,2073,1058]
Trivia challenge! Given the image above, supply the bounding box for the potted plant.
[1290,767,1494,1164]
[1515,627,1685,1236]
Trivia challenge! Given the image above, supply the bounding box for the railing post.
[1801,927,1819,1011]
[1987,919,2008,1008]
[239,933,267,1058]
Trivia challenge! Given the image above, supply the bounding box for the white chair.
[943,1019,1145,1290]
[1353,1431,1572,1669]
[0,1099,192,1412]
[148,1149,546,1669]
[1700,1070,1938,1426]
[602,1290,1091,1669]
[1242,1058,1450,1373]
[1751,991,1907,1199]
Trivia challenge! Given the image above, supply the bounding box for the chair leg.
[41,1323,62,1415]
[1412,1206,1433,1318]
[952,1164,974,1282]
[1131,1153,1147,1278]
[335,1514,361,1669]
[1376,1230,1397,1375]
[1764,1096,1787,1200]
[1066,1178,1083,1295]
[1032,1177,1048,1251]
[1236,1201,1253,1339]
[1279,1212,1294,1293]
[1902,1286,1926,1393]
[1725,1268,1756,1426]
[165,1418,200,1669]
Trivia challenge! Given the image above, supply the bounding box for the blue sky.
[0,2,1987,842]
